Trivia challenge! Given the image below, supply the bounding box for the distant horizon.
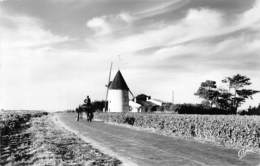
[1,0,260,111]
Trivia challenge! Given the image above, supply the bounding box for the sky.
[0,0,260,111]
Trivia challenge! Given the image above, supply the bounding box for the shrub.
[168,104,236,114]
[239,105,260,115]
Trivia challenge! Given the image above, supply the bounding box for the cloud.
[85,0,188,37]
[86,17,112,36]
[240,0,260,26]
[85,8,224,56]
[83,3,260,79]
[135,0,187,19]
[82,1,260,108]
[1,0,260,110]
[86,0,260,54]
[86,12,134,36]
[121,1,259,58]
[0,7,76,110]
[0,9,68,49]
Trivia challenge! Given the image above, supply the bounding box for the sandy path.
[51,113,137,166]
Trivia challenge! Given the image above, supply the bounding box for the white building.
[147,98,165,106]
[108,70,130,112]
[129,100,141,112]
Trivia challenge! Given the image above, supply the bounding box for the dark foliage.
[90,100,106,112]
[170,104,236,115]
[124,116,135,125]
[195,80,219,107]
[239,104,260,115]
[135,94,151,104]
[195,74,259,113]
[222,74,259,112]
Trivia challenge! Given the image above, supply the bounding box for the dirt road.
[56,113,260,166]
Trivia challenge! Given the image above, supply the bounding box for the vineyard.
[0,110,48,165]
[95,113,260,153]
[0,111,121,166]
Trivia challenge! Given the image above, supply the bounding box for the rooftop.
[109,70,129,90]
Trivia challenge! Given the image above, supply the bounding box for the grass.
[0,111,121,166]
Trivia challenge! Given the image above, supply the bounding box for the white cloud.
[1,0,260,110]
[135,0,187,19]
[86,0,260,60]
[83,2,260,108]
[85,8,224,57]
[0,13,68,49]
[118,13,134,23]
[86,12,134,36]
[239,0,260,27]
[86,17,112,36]
[0,8,76,110]
[85,0,186,36]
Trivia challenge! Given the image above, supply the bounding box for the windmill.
[105,62,113,111]
[105,59,135,112]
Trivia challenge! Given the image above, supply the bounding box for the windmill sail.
[105,62,113,111]
[129,89,135,99]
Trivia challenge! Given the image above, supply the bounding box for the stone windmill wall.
[108,70,129,112]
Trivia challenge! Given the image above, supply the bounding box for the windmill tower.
[107,70,130,112]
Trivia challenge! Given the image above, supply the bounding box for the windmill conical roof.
[109,70,129,90]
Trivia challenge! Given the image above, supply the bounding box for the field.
[1,110,259,165]
[95,112,260,157]
[0,110,121,166]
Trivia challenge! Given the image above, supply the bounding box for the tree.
[215,89,233,111]
[222,74,259,112]
[239,104,260,115]
[91,100,106,112]
[195,80,219,108]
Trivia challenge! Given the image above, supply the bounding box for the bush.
[168,104,236,114]
[92,100,106,112]
[95,112,260,150]
[239,105,260,115]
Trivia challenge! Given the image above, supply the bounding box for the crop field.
[95,112,260,157]
[1,110,259,165]
[0,110,121,166]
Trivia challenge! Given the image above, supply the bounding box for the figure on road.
[76,95,94,122]
[84,96,91,106]
[83,95,94,122]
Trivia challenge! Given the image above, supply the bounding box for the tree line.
[195,74,259,113]
[69,74,259,115]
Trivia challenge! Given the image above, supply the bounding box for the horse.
[76,104,94,122]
